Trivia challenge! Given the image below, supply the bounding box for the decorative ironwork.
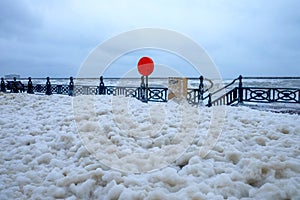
[103,86,136,98]
[62,85,70,95]
[33,84,45,93]
[244,88,270,102]
[187,89,201,105]
[242,87,300,103]
[105,86,117,95]
[275,89,299,103]
[87,86,97,95]
[51,85,58,94]
[125,88,138,97]
[74,86,84,95]
[148,87,168,102]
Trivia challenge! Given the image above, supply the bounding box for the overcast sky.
[0,0,300,78]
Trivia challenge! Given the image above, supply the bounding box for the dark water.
[11,77,300,89]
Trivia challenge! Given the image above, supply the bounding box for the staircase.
[200,76,300,107]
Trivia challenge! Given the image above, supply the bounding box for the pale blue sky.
[0,0,300,78]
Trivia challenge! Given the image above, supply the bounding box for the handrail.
[202,77,240,101]
[210,77,239,96]
[187,77,214,91]
[204,78,214,91]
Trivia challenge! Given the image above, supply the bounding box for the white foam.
[0,93,299,199]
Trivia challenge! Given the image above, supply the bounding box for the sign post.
[137,57,154,102]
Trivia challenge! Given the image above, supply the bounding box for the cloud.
[0,0,42,40]
[0,0,300,78]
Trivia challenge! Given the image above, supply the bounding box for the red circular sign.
[137,57,154,76]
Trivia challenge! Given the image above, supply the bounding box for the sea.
[14,77,300,89]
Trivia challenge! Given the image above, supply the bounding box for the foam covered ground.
[0,93,299,199]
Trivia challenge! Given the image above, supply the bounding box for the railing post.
[45,77,52,95]
[146,76,149,103]
[207,93,212,107]
[238,75,243,104]
[140,76,147,102]
[68,76,74,96]
[98,76,106,95]
[1,77,6,92]
[164,88,168,102]
[27,77,34,94]
[198,76,204,106]
[12,77,19,93]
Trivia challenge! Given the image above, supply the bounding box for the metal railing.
[208,76,300,106]
[1,75,299,106]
